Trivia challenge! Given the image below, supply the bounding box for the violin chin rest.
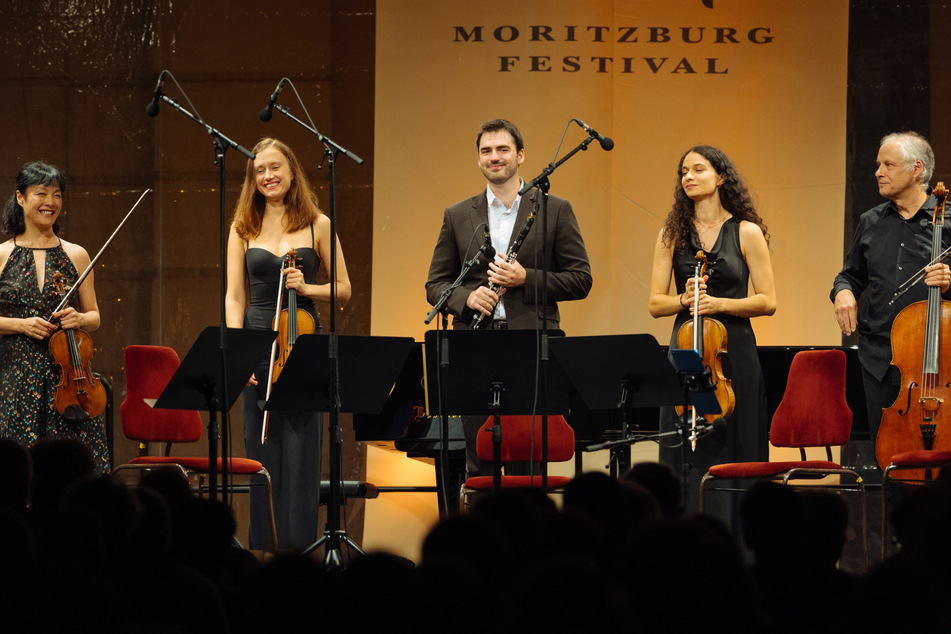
[62,404,91,424]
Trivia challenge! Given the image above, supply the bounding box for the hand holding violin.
[19,316,57,340]
[282,265,308,294]
[682,274,712,314]
[52,306,87,331]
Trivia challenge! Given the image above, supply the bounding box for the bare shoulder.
[738,219,767,243]
[653,225,671,252]
[58,238,92,267]
[312,213,333,243]
[0,239,13,273]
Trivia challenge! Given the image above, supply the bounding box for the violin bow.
[890,244,951,305]
[48,189,152,319]
[889,184,950,306]
[261,256,288,444]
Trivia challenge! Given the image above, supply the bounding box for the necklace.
[694,214,730,230]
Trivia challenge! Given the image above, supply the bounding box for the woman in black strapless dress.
[226,138,351,550]
[648,145,776,528]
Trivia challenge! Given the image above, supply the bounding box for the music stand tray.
[154,326,276,412]
[549,334,684,475]
[669,348,722,417]
[264,334,415,415]
[423,329,570,416]
[549,334,683,412]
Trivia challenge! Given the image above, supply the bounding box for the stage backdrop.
[368,0,849,559]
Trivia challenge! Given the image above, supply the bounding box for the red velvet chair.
[112,344,278,550]
[880,450,951,560]
[460,414,575,509]
[698,349,867,568]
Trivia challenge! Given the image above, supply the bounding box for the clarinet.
[470,207,537,329]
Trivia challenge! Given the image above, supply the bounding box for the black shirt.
[831,191,951,380]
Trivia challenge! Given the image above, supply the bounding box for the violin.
[48,271,106,423]
[675,251,736,447]
[876,182,951,477]
[261,248,316,442]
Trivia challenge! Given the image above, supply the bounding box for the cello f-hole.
[898,382,915,416]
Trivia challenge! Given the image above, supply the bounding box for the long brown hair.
[231,138,321,240]
[661,145,768,255]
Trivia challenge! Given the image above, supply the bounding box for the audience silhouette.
[4,442,949,633]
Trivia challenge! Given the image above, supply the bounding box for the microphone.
[689,417,727,443]
[259,79,286,122]
[145,71,167,117]
[575,119,615,151]
[480,227,496,261]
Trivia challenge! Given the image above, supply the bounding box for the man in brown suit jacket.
[425,118,592,476]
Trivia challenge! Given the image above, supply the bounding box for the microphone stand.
[584,419,722,452]
[152,88,255,506]
[425,236,495,517]
[518,131,601,491]
[268,100,364,568]
[585,427,687,452]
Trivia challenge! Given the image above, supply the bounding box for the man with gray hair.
[831,131,951,444]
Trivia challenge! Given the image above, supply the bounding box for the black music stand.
[265,333,415,567]
[153,326,276,507]
[549,334,684,477]
[351,342,466,518]
[424,329,569,492]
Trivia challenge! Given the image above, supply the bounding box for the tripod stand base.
[302,529,367,567]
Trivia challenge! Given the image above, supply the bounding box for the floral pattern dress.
[0,242,109,473]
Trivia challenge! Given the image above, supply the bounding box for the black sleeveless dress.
[658,217,768,526]
[242,242,322,550]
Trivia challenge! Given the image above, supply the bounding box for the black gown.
[658,217,768,527]
[242,243,322,550]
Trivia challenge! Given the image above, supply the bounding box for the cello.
[876,182,951,478]
[49,271,106,423]
[260,247,316,442]
[675,250,736,447]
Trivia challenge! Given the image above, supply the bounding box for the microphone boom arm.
[519,134,598,196]
[271,104,364,165]
[155,94,255,160]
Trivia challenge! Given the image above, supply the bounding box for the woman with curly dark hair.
[648,145,776,522]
